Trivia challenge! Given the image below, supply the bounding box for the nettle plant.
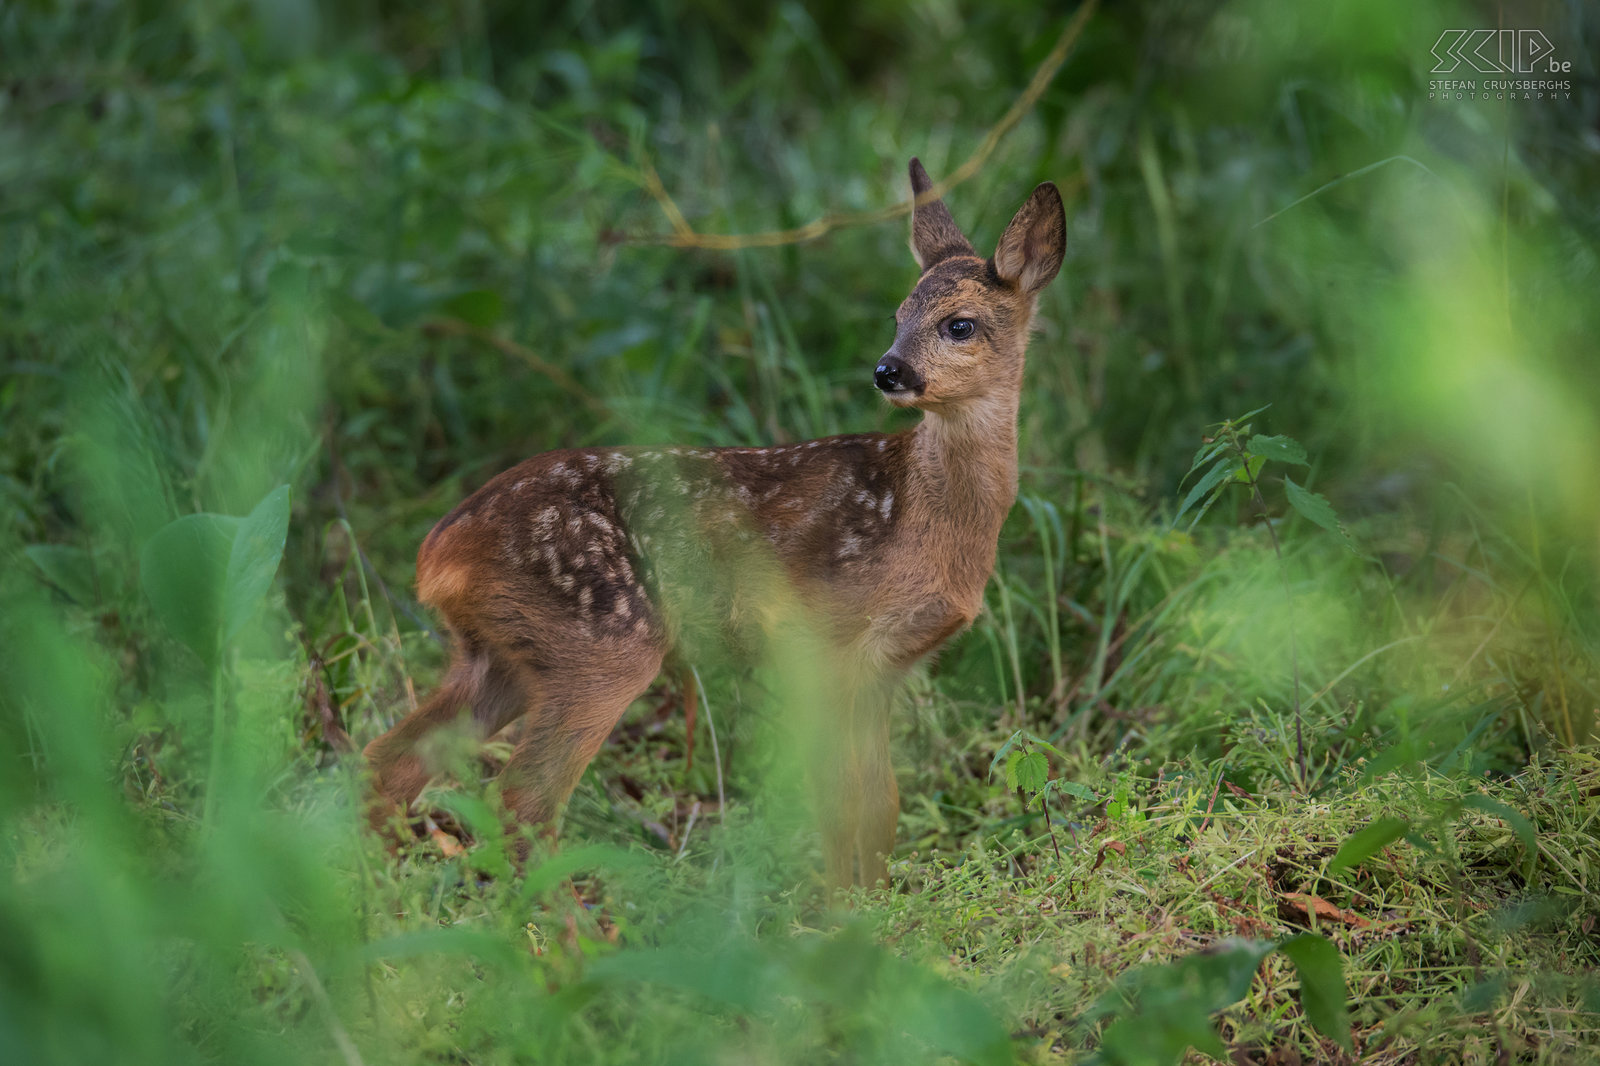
[1176,408,1367,789]
[991,409,1364,822]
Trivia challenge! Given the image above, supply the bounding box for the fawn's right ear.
[993,181,1066,296]
[908,158,975,271]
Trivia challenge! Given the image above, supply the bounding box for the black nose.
[875,356,913,393]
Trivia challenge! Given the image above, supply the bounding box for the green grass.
[3,1,1599,1063]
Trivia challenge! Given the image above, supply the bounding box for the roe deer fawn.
[364,159,1065,888]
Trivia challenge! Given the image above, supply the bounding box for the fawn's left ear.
[993,182,1066,295]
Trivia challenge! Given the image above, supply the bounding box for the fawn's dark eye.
[946,318,976,340]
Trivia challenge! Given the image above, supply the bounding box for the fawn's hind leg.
[497,648,664,845]
[364,646,536,835]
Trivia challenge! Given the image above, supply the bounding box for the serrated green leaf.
[1232,453,1266,483]
[1284,476,1368,557]
[1186,437,1230,478]
[1176,457,1235,528]
[988,729,1026,780]
[1246,434,1309,465]
[1327,816,1409,876]
[1004,749,1023,792]
[222,485,290,643]
[1013,750,1048,795]
[1276,934,1353,1050]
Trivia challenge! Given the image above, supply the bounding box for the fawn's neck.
[909,389,1021,539]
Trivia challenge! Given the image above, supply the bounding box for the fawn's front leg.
[814,672,899,889]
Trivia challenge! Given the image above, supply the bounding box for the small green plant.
[1176,409,1366,789]
[139,484,290,827]
[991,730,1096,861]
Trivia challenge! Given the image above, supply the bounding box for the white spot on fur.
[879,492,894,520]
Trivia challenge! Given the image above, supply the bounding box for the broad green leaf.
[24,544,97,605]
[897,970,1015,1066]
[1013,750,1049,795]
[222,485,290,643]
[1327,816,1409,876]
[140,512,239,664]
[1276,934,1353,1050]
[518,843,647,902]
[1094,939,1275,1064]
[1232,453,1266,483]
[1176,457,1235,528]
[1246,434,1309,466]
[587,943,773,1013]
[1004,748,1022,792]
[1284,476,1367,557]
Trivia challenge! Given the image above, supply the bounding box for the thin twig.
[675,800,702,861]
[1252,155,1438,229]
[690,666,726,820]
[622,0,1099,250]
[420,317,602,413]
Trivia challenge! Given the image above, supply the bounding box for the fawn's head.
[875,159,1065,413]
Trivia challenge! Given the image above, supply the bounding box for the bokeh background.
[3,1,1598,1063]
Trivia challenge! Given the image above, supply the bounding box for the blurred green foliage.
[3,0,1599,1063]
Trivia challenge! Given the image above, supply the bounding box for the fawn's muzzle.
[874,355,923,395]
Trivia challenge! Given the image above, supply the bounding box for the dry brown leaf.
[1092,840,1127,872]
[425,819,465,858]
[1276,891,1370,928]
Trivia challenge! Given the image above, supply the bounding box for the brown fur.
[364,160,1067,888]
